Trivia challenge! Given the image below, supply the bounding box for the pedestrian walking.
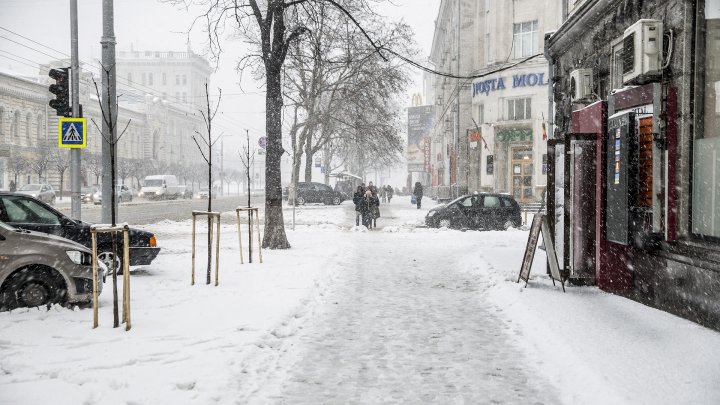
[352,185,365,226]
[413,182,424,209]
[380,186,387,203]
[360,190,378,229]
[386,185,393,203]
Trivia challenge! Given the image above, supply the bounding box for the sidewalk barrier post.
[90,224,132,331]
[236,207,263,264]
[190,211,222,286]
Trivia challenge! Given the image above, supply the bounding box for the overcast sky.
[0,0,439,169]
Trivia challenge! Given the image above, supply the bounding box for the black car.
[0,192,160,273]
[282,182,345,205]
[425,193,522,230]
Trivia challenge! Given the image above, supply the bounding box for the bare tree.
[6,150,27,190]
[27,140,53,185]
[90,69,132,329]
[238,129,256,208]
[192,82,222,285]
[51,148,71,199]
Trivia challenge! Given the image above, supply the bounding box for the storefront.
[470,65,549,203]
[547,0,720,329]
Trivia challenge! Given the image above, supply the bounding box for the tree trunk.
[262,65,290,249]
[304,137,313,182]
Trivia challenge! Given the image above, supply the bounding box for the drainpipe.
[545,32,554,140]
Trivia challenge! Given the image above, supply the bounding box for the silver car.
[93,184,134,205]
[0,220,105,309]
[16,184,56,205]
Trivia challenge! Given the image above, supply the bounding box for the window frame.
[513,20,538,59]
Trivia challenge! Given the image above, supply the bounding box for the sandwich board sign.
[517,213,565,292]
[58,118,87,149]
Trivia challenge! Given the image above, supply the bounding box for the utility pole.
[455,0,461,196]
[101,0,116,224]
[70,0,81,219]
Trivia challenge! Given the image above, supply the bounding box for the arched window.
[0,106,5,143]
[25,113,32,147]
[36,114,44,146]
[11,111,20,144]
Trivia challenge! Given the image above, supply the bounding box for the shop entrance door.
[511,148,533,203]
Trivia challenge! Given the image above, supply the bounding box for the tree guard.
[91,224,132,331]
[191,211,222,286]
[236,207,263,264]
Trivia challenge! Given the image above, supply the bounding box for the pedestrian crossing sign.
[58,118,86,148]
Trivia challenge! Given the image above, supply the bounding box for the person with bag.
[413,181,424,209]
[352,185,365,226]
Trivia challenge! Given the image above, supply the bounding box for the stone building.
[0,49,211,193]
[546,0,720,328]
[425,0,562,203]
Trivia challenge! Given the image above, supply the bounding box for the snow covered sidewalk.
[1,198,719,404]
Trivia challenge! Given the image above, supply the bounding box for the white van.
[139,175,181,200]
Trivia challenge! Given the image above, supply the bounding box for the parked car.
[0,192,160,275]
[197,187,210,199]
[92,184,134,205]
[81,186,100,204]
[425,193,522,230]
[0,220,106,310]
[16,184,56,205]
[139,175,182,200]
[282,182,345,205]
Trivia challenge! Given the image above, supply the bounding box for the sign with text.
[496,128,533,143]
[408,105,434,172]
[472,72,548,99]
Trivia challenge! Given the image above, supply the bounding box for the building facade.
[547,0,720,328]
[424,0,562,202]
[0,50,211,193]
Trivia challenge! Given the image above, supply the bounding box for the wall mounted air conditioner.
[570,69,594,101]
[622,19,663,85]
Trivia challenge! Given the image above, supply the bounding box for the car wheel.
[1,267,66,309]
[297,196,306,205]
[332,196,341,205]
[18,281,52,307]
[98,251,123,276]
[439,218,452,228]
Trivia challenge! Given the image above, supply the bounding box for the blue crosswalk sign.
[58,118,86,148]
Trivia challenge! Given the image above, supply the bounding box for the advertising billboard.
[407,105,434,172]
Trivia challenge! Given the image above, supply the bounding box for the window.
[513,20,538,58]
[474,104,484,125]
[162,73,167,85]
[148,73,154,85]
[487,155,494,175]
[610,37,624,90]
[182,92,187,103]
[483,195,501,207]
[175,75,180,85]
[542,153,548,174]
[692,0,720,238]
[1,196,60,225]
[182,74,187,85]
[507,98,532,120]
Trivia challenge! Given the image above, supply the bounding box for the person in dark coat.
[385,185,393,203]
[352,185,365,226]
[413,182,424,209]
[370,187,381,228]
[360,190,379,229]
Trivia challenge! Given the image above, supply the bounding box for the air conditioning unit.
[622,19,663,85]
[570,69,593,101]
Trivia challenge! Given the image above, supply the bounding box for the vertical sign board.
[606,112,634,245]
[58,118,87,149]
[407,105,434,172]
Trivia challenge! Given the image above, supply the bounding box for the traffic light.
[48,68,71,117]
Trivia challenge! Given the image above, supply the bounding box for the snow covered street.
[1,199,720,404]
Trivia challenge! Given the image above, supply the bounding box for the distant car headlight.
[139,191,144,197]
[155,190,164,195]
[66,250,84,265]
[427,211,437,217]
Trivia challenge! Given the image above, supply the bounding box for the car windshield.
[0,220,16,231]
[19,185,41,191]
[144,179,164,187]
